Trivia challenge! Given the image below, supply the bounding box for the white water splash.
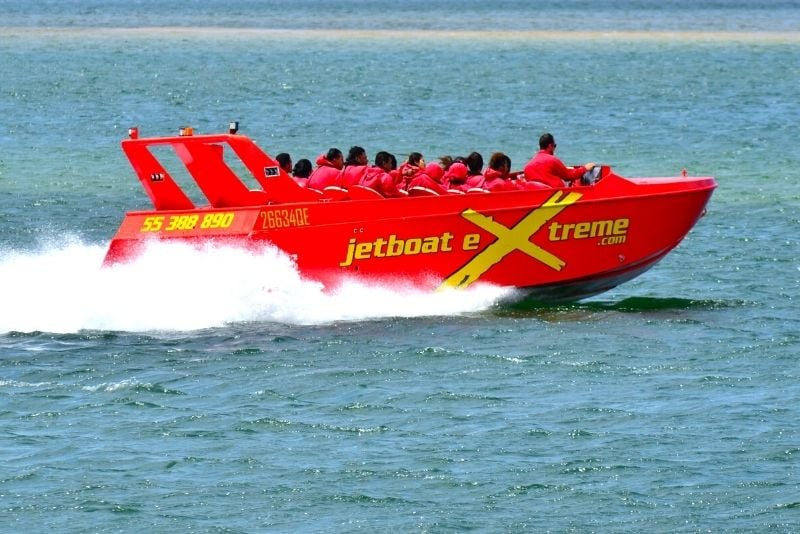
[0,238,514,334]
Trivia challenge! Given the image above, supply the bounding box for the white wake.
[0,238,514,334]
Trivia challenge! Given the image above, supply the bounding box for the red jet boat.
[103,125,716,301]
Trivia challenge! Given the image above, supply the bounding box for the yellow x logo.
[439,191,583,290]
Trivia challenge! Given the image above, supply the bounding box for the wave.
[2,28,799,44]
[0,238,512,334]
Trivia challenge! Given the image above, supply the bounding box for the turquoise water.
[1,1,800,531]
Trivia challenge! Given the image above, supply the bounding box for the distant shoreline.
[1,27,798,43]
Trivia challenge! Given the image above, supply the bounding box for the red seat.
[300,188,323,200]
[408,186,440,197]
[519,181,552,190]
[322,186,350,200]
[348,184,384,200]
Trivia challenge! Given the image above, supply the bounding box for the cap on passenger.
[424,162,444,181]
[446,162,468,180]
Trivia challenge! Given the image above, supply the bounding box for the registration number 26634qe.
[260,208,310,229]
[140,212,235,233]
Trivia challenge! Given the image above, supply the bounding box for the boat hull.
[105,172,715,301]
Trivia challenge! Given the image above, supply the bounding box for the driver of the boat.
[523,133,595,188]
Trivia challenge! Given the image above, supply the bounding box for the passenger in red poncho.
[399,152,425,189]
[361,151,406,198]
[307,148,344,191]
[340,146,370,188]
[483,152,520,192]
[523,133,595,188]
[408,162,449,195]
[443,161,469,192]
[464,174,486,190]
[463,151,486,189]
[292,158,313,187]
[276,153,293,175]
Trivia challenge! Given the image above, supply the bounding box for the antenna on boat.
[228,121,239,134]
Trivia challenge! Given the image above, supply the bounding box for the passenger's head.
[374,151,395,172]
[445,162,468,184]
[489,152,510,174]
[438,155,454,170]
[326,148,344,169]
[424,162,444,182]
[276,152,292,173]
[293,158,312,178]
[345,145,368,166]
[407,152,424,168]
[465,152,483,175]
[539,133,556,151]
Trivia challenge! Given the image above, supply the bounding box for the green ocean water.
[1,1,799,531]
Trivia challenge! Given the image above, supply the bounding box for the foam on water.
[0,238,513,334]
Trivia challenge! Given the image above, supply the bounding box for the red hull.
[104,129,716,302]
